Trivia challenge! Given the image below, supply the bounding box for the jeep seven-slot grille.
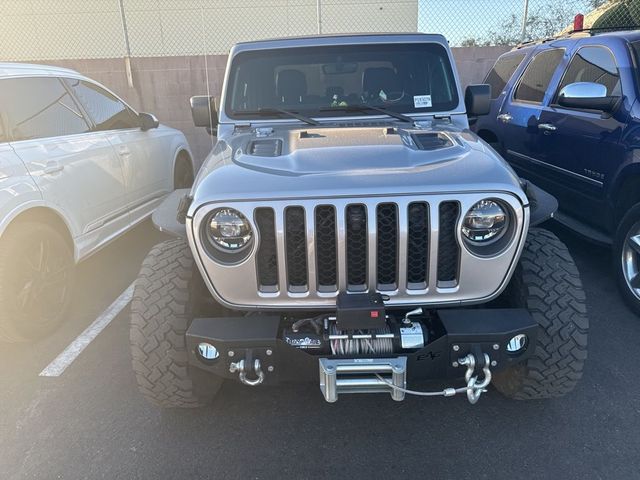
[254,201,461,294]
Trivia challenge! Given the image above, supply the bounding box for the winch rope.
[329,324,393,355]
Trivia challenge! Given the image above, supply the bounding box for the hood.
[234,126,465,175]
[191,123,525,208]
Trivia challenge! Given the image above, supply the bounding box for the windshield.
[225,43,459,120]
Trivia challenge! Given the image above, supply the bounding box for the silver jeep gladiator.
[131,33,588,407]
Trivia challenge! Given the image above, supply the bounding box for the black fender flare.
[521,179,558,227]
[152,189,191,238]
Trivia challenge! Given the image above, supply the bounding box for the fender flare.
[521,180,558,227]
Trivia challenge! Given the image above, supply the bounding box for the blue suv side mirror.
[558,82,619,112]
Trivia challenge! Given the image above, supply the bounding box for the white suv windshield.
[225,43,458,120]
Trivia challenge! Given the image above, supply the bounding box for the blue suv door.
[536,43,629,229]
[498,47,566,189]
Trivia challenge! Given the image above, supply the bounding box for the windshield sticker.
[379,90,388,101]
[414,95,432,108]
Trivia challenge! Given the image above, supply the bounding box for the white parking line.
[39,282,135,377]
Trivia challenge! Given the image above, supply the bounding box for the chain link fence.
[0,0,637,60]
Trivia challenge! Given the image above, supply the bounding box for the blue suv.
[474,30,640,314]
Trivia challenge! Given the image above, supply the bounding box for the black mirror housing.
[465,84,491,117]
[139,112,159,131]
[558,95,619,112]
[190,96,218,132]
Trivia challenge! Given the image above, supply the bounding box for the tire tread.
[130,239,217,408]
[494,228,588,400]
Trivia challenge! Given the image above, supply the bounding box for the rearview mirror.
[465,84,491,117]
[557,82,618,112]
[190,95,218,132]
[139,112,159,131]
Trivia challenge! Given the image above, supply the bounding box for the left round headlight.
[462,199,509,244]
[205,208,253,252]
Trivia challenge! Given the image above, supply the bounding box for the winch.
[283,293,428,356]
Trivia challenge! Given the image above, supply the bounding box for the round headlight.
[462,200,508,244]
[206,208,252,251]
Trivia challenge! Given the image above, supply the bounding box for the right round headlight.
[205,208,253,252]
[462,199,509,245]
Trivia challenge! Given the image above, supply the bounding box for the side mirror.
[190,95,218,133]
[139,112,159,131]
[557,82,618,112]
[465,84,491,117]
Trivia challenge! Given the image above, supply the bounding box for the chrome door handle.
[538,123,556,132]
[43,163,64,174]
[497,113,512,124]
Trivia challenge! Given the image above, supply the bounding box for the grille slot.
[285,207,308,290]
[407,202,429,287]
[255,208,278,289]
[437,202,460,285]
[376,203,398,289]
[346,205,368,290]
[315,205,337,289]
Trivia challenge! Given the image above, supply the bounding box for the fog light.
[506,334,527,353]
[197,342,219,360]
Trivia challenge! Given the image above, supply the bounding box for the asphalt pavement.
[1,220,639,480]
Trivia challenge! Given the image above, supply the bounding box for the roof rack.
[514,25,640,50]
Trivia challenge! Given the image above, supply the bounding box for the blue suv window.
[514,49,564,104]
[485,53,526,99]
[555,46,620,100]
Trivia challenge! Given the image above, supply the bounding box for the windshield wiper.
[319,104,413,123]
[232,108,319,126]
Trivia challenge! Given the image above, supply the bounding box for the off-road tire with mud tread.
[493,228,588,400]
[130,238,222,408]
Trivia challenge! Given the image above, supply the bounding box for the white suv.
[0,63,195,342]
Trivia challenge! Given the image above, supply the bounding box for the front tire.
[493,228,588,400]
[130,239,223,408]
[0,222,75,342]
[614,202,640,315]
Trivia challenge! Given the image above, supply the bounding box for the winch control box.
[336,292,386,331]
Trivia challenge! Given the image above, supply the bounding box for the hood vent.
[249,139,282,157]
[412,133,453,151]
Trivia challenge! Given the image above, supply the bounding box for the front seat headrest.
[277,69,307,104]
[362,67,399,97]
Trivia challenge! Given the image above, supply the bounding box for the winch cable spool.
[329,324,394,355]
[374,353,493,404]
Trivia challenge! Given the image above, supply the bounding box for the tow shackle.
[230,358,265,387]
[458,353,492,404]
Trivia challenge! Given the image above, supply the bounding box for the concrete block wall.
[44,45,509,164]
[451,46,511,87]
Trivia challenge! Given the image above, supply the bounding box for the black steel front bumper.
[185,308,538,386]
